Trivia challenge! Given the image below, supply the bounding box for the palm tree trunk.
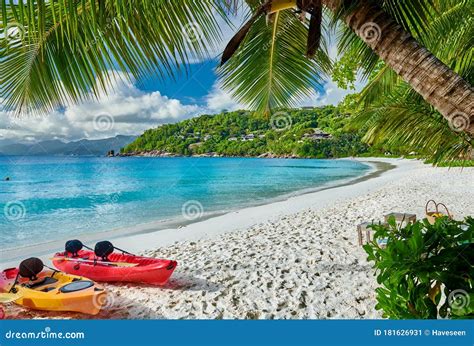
[323,0,474,135]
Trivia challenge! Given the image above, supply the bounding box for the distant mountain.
[0,135,136,156]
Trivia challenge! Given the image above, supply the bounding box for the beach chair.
[384,212,416,227]
[357,222,372,246]
[356,221,389,246]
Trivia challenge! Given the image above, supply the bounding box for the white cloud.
[0,73,203,142]
[296,27,367,107]
[301,74,366,107]
[205,82,244,112]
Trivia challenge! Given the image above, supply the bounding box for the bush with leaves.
[122,107,370,158]
[363,217,473,319]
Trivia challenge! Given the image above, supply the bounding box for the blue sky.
[140,61,219,106]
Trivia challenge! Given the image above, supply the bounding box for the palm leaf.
[218,6,331,115]
[1,0,228,115]
[348,0,473,164]
[352,85,472,163]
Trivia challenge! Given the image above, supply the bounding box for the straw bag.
[425,200,452,224]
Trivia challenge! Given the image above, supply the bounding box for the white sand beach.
[3,158,474,319]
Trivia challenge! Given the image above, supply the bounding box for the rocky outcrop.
[119,151,302,159]
[119,150,181,157]
[258,152,299,159]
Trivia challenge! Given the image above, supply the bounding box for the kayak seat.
[59,280,94,293]
[26,277,58,289]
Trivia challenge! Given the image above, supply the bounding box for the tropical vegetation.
[364,217,473,319]
[217,0,473,136]
[336,0,474,163]
[122,106,369,158]
[1,0,473,321]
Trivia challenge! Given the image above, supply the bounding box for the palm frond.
[357,64,400,105]
[347,0,474,164]
[351,84,473,163]
[423,0,474,80]
[1,0,228,115]
[218,7,331,115]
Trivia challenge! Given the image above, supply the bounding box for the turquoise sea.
[0,156,370,249]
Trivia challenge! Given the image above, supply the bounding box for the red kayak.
[52,250,177,285]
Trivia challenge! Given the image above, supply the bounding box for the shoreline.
[1,158,400,267]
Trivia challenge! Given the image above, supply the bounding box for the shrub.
[363,217,473,319]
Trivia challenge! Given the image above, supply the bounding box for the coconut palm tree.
[219,0,473,135]
[328,0,473,136]
[220,0,323,64]
[1,0,473,138]
[347,0,473,162]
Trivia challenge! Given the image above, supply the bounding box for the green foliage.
[217,6,331,114]
[343,0,474,164]
[351,83,474,164]
[363,217,474,319]
[296,133,367,158]
[122,106,369,158]
[1,0,227,115]
[424,160,474,168]
[331,52,359,90]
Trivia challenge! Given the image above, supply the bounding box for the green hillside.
[121,106,369,158]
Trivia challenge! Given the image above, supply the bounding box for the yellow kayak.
[1,258,107,315]
[0,293,22,303]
